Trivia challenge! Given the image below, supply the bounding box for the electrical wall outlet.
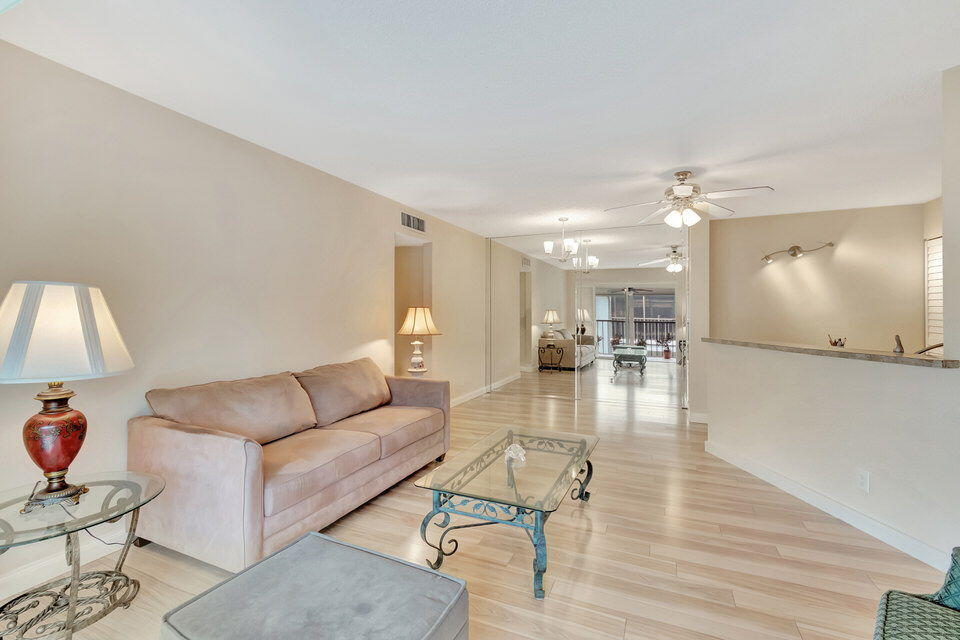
[857,469,871,493]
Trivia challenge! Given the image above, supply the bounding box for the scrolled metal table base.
[570,460,594,502]
[419,492,553,599]
[0,508,141,640]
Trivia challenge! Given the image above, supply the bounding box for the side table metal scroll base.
[0,509,141,640]
[0,472,163,640]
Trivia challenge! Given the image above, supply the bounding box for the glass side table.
[0,471,164,639]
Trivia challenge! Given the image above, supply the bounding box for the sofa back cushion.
[295,357,391,426]
[146,372,317,444]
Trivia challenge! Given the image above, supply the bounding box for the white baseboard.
[520,365,536,373]
[0,522,127,600]
[689,411,709,424]
[451,373,522,407]
[705,441,950,570]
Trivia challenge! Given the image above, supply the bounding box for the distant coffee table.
[612,344,646,380]
[415,427,598,598]
[0,471,164,639]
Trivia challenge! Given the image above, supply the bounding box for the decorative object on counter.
[828,335,847,347]
[541,309,560,338]
[397,306,441,377]
[0,281,134,513]
[761,241,834,264]
[603,169,774,227]
[916,343,944,355]
[893,334,904,354]
[504,443,527,466]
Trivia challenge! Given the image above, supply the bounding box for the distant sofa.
[127,357,450,572]
[539,329,597,370]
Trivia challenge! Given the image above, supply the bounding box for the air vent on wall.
[521,256,531,268]
[401,212,426,233]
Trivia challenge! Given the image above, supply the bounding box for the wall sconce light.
[761,242,833,264]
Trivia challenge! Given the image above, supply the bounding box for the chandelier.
[571,239,600,273]
[542,217,580,262]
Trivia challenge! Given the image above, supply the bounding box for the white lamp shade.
[664,209,683,228]
[0,281,134,384]
[563,238,579,254]
[587,255,600,268]
[542,309,560,324]
[576,308,591,322]
[681,207,702,226]
[542,240,554,255]
[397,306,441,336]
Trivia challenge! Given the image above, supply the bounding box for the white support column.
[943,65,960,358]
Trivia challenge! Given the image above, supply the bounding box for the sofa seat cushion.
[146,372,316,444]
[327,406,444,459]
[295,357,391,426]
[263,429,380,516]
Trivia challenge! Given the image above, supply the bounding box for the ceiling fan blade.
[694,200,735,217]
[603,199,669,213]
[703,186,774,199]
[637,257,669,267]
[637,205,672,225]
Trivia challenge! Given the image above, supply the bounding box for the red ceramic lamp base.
[20,382,89,514]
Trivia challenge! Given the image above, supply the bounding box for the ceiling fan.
[604,170,774,227]
[637,245,687,273]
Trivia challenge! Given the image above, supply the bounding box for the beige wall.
[489,241,523,385]
[924,197,943,239]
[710,205,925,351]
[0,41,505,590]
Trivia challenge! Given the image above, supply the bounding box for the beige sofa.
[127,357,449,572]
[539,330,597,370]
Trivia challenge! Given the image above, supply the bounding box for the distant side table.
[0,471,164,639]
[538,344,564,372]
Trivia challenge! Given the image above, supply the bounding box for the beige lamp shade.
[542,309,560,324]
[576,308,591,322]
[0,281,134,383]
[397,306,441,336]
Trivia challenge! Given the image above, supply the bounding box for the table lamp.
[397,306,441,377]
[542,309,560,338]
[0,281,134,512]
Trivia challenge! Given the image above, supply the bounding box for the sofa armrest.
[127,416,264,572]
[385,376,451,451]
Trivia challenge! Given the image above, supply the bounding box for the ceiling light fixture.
[543,217,579,262]
[761,242,833,264]
[572,239,599,273]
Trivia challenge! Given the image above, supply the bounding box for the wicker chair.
[875,547,960,639]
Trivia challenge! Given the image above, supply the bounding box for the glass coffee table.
[0,471,164,639]
[415,427,598,598]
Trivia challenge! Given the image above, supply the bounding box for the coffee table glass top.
[0,471,164,550]
[415,427,598,512]
[613,345,646,355]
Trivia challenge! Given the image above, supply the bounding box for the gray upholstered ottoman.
[160,532,468,640]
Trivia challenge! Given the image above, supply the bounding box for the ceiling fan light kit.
[761,242,834,264]
[604,170,774,228]
[638,244,686,273]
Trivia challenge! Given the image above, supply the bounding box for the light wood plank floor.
[76,371,942,639]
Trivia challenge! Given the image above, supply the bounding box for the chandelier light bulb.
[681,207,701,226]
[664,209,683,228]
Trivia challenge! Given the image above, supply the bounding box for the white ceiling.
[2,0,959,243]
